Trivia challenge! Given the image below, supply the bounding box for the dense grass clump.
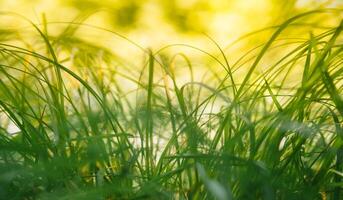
[0,10,343,199]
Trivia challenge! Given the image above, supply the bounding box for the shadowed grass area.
[0,10,343,199]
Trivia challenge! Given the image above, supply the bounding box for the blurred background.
[1,0,342,49]
[0,0,342,88]
[0,0,341,96]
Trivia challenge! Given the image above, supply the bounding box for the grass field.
[0,8,343,200]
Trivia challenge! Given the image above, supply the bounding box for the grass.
[0,9,343,199]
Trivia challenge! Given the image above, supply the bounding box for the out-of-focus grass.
[0,6,343,200]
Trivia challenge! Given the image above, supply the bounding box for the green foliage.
[0,10,343,200]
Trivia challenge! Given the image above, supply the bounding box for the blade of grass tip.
[50,20,171,74]
[170,53,196,111]
[204,34,237,97]
[53,11,96,45]
[42,13,48,37]
[37,13,64,108]
[316,20,343,116]
[263,78,283,112]
[155,43,228,75]
[302,33,313,87]
[297,34,313,121]
[235,10,327,99]
[209,10,333,153]
[168,56,188,118]
[146,50,154,178]
[16,48,132,159]
[171,53,194,83]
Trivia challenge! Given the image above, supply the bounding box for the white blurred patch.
[279,137,287,151]
[7,121,20,135]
